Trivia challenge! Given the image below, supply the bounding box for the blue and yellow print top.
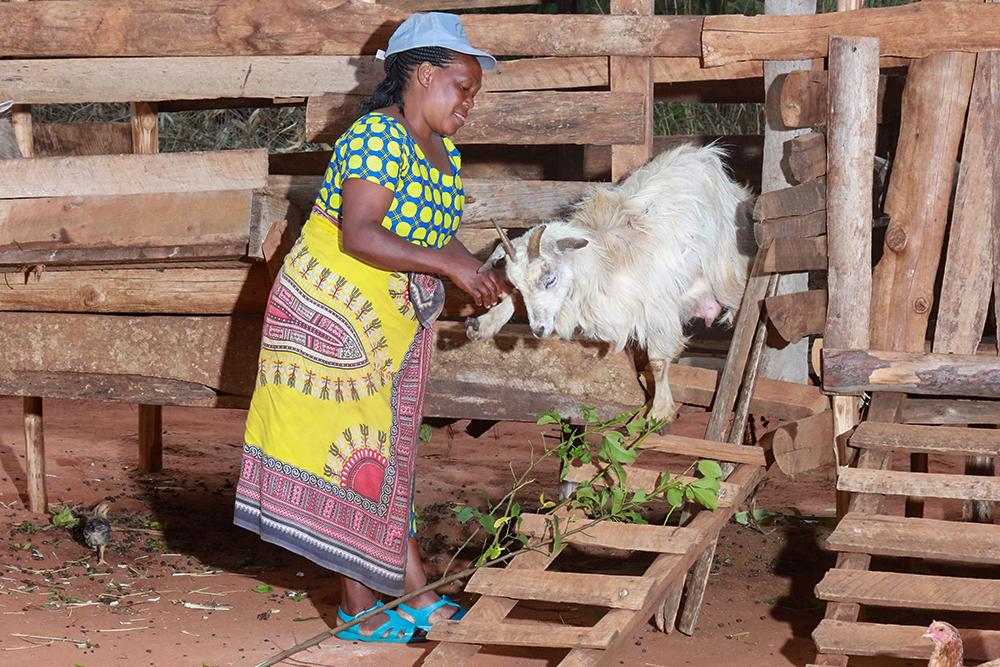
[314,112,464,250]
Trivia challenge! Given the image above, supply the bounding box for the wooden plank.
[634,434,767,465]
[761,236,828,273]
[559,466,740,509]
[837,467,1000,502]
[900,397,1000,425]
[32,122,132,156]
[668,363,829,421]
[813,620,1000,662]
[703,3,1000,67]
[787,131,826,184]
[759,409,834,475]
[267,176,596,229]
[0,149,268,199]
[851,421,1000,457]
[518,511,702,554]
[427,322,646,424]
[306,91,646,145]
[753,210,826,246]
[428,619,616,650]
[0,189,258,254]
[4,47,527,101]
[815,568,1000,613]
[464,569,652,611]
[377,0,546,13]
[654,57,762,83]
[823,347,1000,398]
[870,50,976,352]
[0,244,251,270]
[765,289,826,344]
[0,3,703,59]
[933,51,999,354]
[827,513,1000,564]
[0,312,262,398]
[0,371,228,407]
[0,266,272,314]
[486,57,608,91]
[753,176,826,221]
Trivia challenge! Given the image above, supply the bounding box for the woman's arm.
[339,177,503,308]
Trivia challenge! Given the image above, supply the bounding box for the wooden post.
[24,397,46,513]
[825,35,879,520]
[610,0,652,182]
[131,100,165,473]
[758,0,814,387]
[932,49,1000,523]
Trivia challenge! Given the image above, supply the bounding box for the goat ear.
[556,237,588,253]
[477,241,508,274]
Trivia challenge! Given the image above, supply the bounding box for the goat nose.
[531,326,546,339]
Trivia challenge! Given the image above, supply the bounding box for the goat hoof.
[465,317,483,341]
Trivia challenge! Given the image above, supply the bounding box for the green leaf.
[625,419,646,436]
[290,594,308,602]
[253,584,273,593]
[418,423,433,443]
[690,486,719,511]
[536,411,562,426]
[581,407,598,423]
[551,514,562,552]
[697,459,723,480]
[631,489,648,504]
[51,505,80,529]
[665,487,684,507]
[455,507,476,523]
[479,514,497,535]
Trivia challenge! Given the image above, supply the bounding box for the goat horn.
[490,219,517,261]
[527,225,544,260]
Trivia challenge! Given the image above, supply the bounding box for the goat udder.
[692,295,722,327]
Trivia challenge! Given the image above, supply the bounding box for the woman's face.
[418,53,483,137]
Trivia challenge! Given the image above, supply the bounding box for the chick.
[83,503,111,566]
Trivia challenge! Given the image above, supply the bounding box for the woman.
[234,13,504,643]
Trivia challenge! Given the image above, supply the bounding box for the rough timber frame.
[5,0,1000,662]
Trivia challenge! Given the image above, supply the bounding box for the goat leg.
[647,357,677,428]
[465,294,515,341]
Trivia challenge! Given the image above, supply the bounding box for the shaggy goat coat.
[468,143,751,422]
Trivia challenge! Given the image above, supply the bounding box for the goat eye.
[541,273,558,290]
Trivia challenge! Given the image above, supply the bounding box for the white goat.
[467,143,752,423]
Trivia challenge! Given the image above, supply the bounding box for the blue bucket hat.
[384,12,496,70]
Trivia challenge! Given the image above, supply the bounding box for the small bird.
[83,503,111,566]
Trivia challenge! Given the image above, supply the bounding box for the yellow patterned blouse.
[313,112,464,249]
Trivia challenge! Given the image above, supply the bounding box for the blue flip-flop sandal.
[336,601,424,643]
[397,595,467,631]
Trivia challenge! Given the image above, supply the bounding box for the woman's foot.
[397,594,467,630]
[336,601,425,643]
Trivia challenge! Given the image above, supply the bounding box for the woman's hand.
[447,257,505,308]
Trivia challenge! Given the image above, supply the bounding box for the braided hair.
[358,46,457,117]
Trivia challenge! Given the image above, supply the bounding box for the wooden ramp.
[424,448,765,667]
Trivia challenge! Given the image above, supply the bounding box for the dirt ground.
[0,395,928,667]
